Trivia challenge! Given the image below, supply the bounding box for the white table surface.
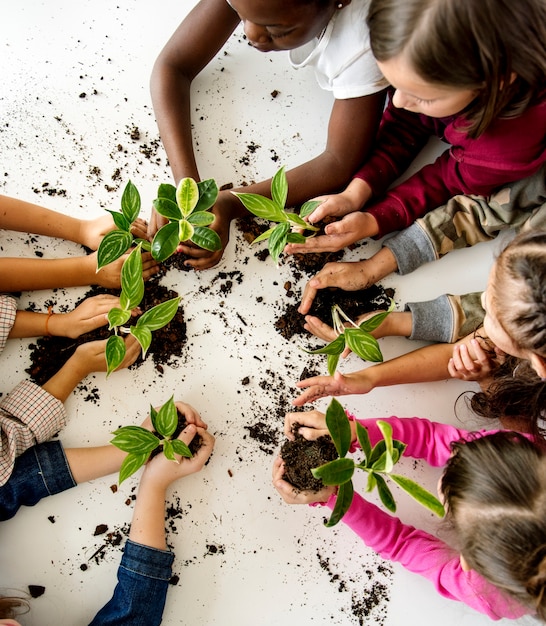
[0,2,534,625]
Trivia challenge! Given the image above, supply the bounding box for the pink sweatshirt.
[321,416,531,620]
[354,92,546,237]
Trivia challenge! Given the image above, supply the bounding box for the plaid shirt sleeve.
[0,380,67,486]
[0,295,17,353]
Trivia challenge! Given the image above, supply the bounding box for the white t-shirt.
[289,0,387,99]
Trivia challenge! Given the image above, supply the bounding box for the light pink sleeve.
[325,492,529,620]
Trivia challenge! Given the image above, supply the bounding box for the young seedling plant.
[110,396,192,484]
[311,398,445,527]
[231,166,321,264]
[97,178,221,268]
[304,301,395,375]
[105,244,180,375]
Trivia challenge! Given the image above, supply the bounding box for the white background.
[0,2,533,625]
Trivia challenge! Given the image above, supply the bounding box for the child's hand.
[71,334,141,376]
[284,409,328,440]
[272,457,335,504]
[80,215,149,250]
[293,370,374,407]
[448,338,501,385]
[304,192,361,225]
[298,260,377,315]
[52,294,137,339]
[172,401,209,430]
[91,250,160,288]
[142,425,215,490]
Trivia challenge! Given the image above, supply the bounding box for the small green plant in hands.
[105,244,180,376]
[97,180,151,270]
[151,178,222,261]
[111,396,192,484]
[311,399,445,527]
[304,301,395,375]
[231,166,321,264]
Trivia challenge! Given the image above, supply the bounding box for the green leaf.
[156,183,176,203]
[163,439,176,461]
[325,480,354,527]
[153,197,182,221]
[355,421,372,462]
[120,246,144,310]
[344,328,383,362]
[271,166,288,210]
[188,211,214,227]
[311,458,355,486]
[303,333,346,356]
[375,473,397,513]
[108,307,131,329]
[390,474,446,517]
[130,325,152,357]
[299,199,322,219]
[286,232,307,244]
[150,405,159,432]
[285,212,310,230]
[192,226,222,252]
[97,230,133,270]
[268,222,290,263]
[371,451,391,473]
[358,300,395,333]
[377,420,394,473]
[110,425,159,454]
[106,209,131,232]
[252,226,276,245]
[194,179,219,212]
[119,452,149,484]
[121,180,141,223]
[232,192,286,222]
[155,396,177,438]
[134,238,151,252]
[171,439,192,458]
[176,178,199,217]
[368,439,386,467]
[179,219,194,243]
[151,222,180,262]
[105,335,127,377]
[365,470,377,492]
[136,297,180,332]
[325,398,352,458]
[392,440,407,462]
[327,352,341,376]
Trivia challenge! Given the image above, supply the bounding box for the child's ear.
[529,353,546,380]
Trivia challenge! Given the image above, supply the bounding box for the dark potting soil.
[26,282,187,386]
[280,429,338,492]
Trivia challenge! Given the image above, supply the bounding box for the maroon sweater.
[355,91,546,236]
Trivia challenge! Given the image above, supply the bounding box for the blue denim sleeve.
[88,539,174,626]
[0,440,76,521]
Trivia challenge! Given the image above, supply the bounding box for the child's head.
[441,431,546,618]
[367,0,546,136]
[229,0,342,52]
[483,230,546,378]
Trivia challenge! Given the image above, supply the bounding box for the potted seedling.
[305,398,445,527]
[232,166,321,264]
[105,244,180,375]
[97,178,221,269]
[304,301,395,375]
[110,396,194,484]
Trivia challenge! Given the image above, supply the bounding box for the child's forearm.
[65,445,127,484]
[8,310,53,338]
[365,342,455,389]
[0,256,95,291]
[129,475,168,550]
[0,195,84,242]
[40,352,93,402]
